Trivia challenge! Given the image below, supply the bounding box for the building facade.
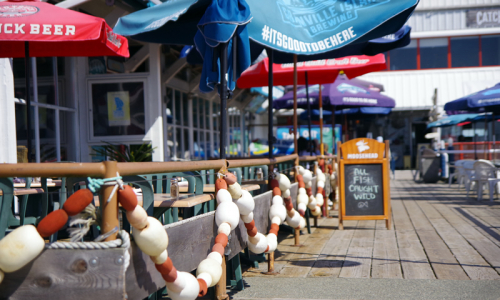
[5,0,254,163]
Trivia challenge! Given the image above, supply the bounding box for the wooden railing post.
[294,156,301,246]
[266,163,277,274]
[267,251,275,274]
[216,256,228,300]
[102,161,119,241]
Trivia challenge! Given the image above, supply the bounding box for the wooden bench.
[0,188,45,196]
[93,184,260,208]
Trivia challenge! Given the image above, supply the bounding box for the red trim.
[386,52,390,70]
[479,35,483,67]
[416,39,421,70]
[447,37,451,68]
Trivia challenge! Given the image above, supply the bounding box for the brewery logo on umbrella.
[337,83,369,94]
[277,0,390,36]
[0,5,39,17]
[298,84,322,96]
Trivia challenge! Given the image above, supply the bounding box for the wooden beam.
[123,46,149,73]
[161,57,187,85]
[188,74,202,93]
[233,94,254,110]
[227,88,245,107]
[165,78,190,93]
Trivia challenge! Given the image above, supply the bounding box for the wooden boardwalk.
[243,171,500,280]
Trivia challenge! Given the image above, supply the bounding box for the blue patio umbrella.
[247,1,418,56]
[444,83,500,159]
[444,83,500,114]
[271,25,412,64]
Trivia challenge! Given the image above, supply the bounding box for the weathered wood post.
[102,160,119,241]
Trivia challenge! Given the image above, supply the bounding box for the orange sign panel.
[337,138,392,230]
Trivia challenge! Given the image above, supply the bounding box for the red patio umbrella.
[237,54,386,89]
[0,0,129,58]
[0,0,129,161]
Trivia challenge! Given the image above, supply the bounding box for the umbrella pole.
[474,122,477,160]
[220,43,228,160]
[319,84,323,155]
[494,114,496,162]
[216,42,230,299]
[305,72,312,156]
[293,55,298,158]
[24,42,32,162]
[267,49,278,273]
[268,49,274,160]
[293,55,301,246]
[331,106,336,153]
[485,114,488,160]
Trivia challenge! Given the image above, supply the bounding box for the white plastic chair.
[448,160,468,188]
[471,160,499,201]
[462,160,476,195]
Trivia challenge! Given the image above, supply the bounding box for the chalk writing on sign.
[344,164,384,216]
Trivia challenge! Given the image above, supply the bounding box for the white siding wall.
[359,67,500,111]
[408,10,466,32]
[415,0,500,11]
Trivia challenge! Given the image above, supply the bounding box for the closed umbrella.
[0,0,129,161]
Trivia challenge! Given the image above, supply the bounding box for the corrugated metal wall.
[409,0,500,32]
[415,0,500,11]
[408,10,466,32]
[359,67,500,110]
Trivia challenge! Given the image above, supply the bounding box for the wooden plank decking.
[243,170,500,280]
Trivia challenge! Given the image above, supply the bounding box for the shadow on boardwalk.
[242,170,500,281]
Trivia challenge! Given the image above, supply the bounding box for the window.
[165,88,220,160]
[451,37,479,67]
[90,81,146,137]
[14,57,75,162]
[389,39,417,70]
[420,38,448,69]
[384,35,500,71]
[482,35,500,66]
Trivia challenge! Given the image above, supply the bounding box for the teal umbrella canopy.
[427,114,482,129]
[247,0,419,55]
[115,0,419,94]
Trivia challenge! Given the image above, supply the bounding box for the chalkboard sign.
[344,164,384,216]
[337,138,391,230]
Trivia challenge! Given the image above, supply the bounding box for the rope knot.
[87,172,124,203]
